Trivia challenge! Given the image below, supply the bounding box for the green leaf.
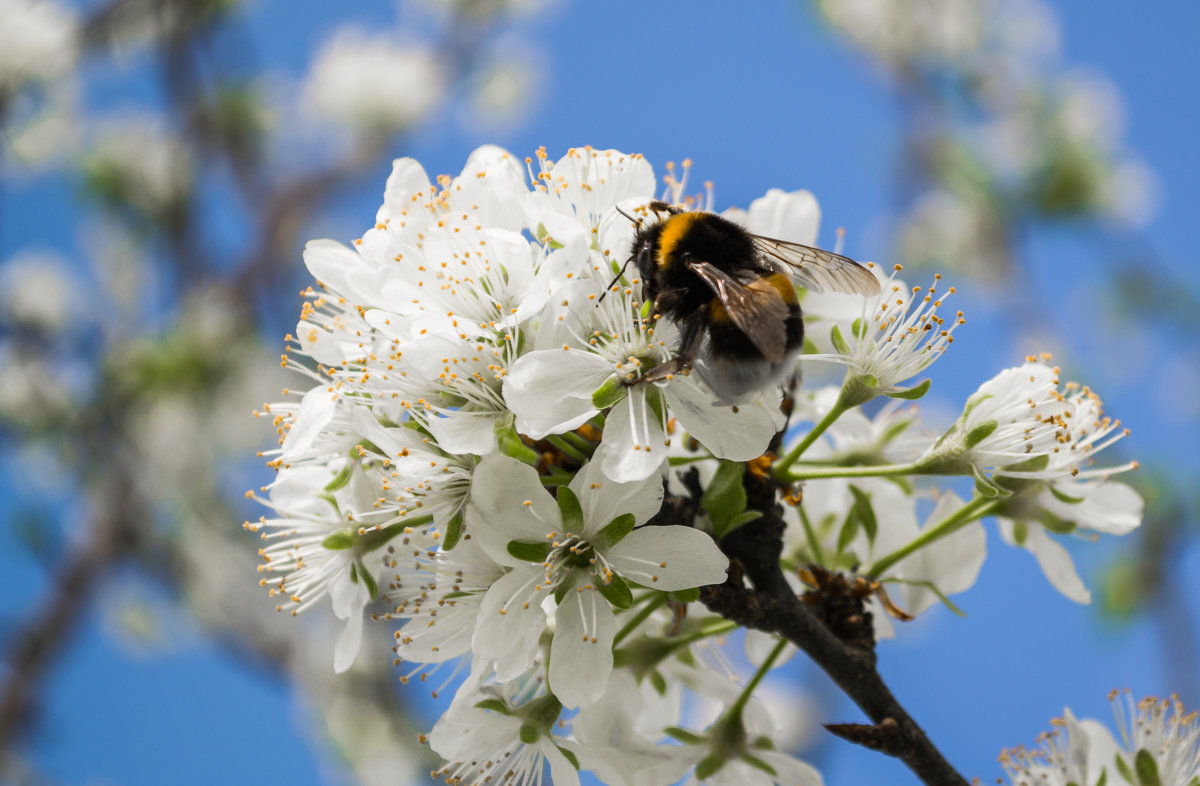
[324,464,354,492]
[556,486,584,533]
[830,323,851,355]
[848,485,878,544]
[597,574,633,609]
[594,513,635,549]
[1135,749,1163,786]
[507,540,552,562]
[722,509,763,535]
[591,374,625,409]
[702,459,747,537]
[322,529,355,550]
[964,419,998,448]
[836,510,860,554]
[888,378,932,400]
[441,510,464,551]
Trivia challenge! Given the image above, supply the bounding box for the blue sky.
[2,1,1198,784]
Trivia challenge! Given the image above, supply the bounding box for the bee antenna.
[596,258,630,304]
[614,203,641,227]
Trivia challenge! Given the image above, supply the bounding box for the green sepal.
[324,464,354,492]
[556,486,584,533]
[1011,519,1029,546]
[519,722,540,744]
[886,577,967,616]
[441,510,464,551]
[355,561,379,601]
[594,513,635,550]
[1095,768,1107,786]
[508,540,552,563]
[649,669,668,695]
[670,587,700,603]
[888,378,932,400]
[591,375,626,409]
[851,317,867,340]
[1135,748,1163,786]
[322,529,355,550]
[355,438,384,458]
[1049,485,1086,505]
[535,223,564,250]
[801,336,819,355]
[742,752,778,777]
[665,726,706,745]
[554,570,579,604]
[474,698,512,715]
[494,414,538,465]
[830,323,851,355]
[597,573,633,609]
[973,465,1008,498]
[695,753,726,781]
[964,419,998,448]
[556,744,581,771]
[1115,753,1135,784]
[848,485,878,545]
[702,459,747,537]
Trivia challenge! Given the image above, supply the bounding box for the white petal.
[1042,480,1143,535]
[302,238,393,310]
[425,410,499,456]
[549,587,615,709]
[467,456,562,566]
[473,566,549,681]
[503,349,612,439]
[597,391,668,483]
[540,739,583,786]
[667,377,779,461]
[330,575,370,673]
[569,457,664,533]
[280,385,338,457]
[377,156,432,225]
[1000,519,1091,604]
[743,188,821,246]
[607,526,729,590]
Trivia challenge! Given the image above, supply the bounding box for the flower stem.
[546,434,589,464]
[780,461,924,482]
[613,593,667,646]
[865,495,1000,579]
[725,637,788,721]
[773,399,851,479]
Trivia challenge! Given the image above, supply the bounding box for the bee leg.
[642,314,705,384]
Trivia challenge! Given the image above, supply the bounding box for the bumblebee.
[622,201,881,401]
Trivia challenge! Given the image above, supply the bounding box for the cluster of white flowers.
[1001,691,1200,786]
[249,146,1143,784]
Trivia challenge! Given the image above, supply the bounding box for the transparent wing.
[686,260,789,363]
[750,235,881,296]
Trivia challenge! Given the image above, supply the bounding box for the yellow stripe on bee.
[756,273,799,304]
[709,297,731,323]
[655,213,702,270]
